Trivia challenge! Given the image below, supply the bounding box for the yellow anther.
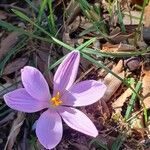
[50,92,62,107]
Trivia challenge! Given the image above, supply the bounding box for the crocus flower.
[4,50,106,149]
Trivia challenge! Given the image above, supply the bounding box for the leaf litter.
[1,0,150,149]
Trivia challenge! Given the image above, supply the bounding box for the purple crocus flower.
[4,50,106,149]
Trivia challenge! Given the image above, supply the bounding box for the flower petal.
[62,80,107,106]
[4,88,49,112]
[21,66,51,101]
[54,50,80,93]
[36,109,63,149]
[59,106,98,137]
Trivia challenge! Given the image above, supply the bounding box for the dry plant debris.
[1,0,150,149]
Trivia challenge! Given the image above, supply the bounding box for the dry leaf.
[110,33,134,44]
[99,99,111,119]
[112,80,135,114]
[131,0,143,5]
[130,112,145,137]
[103,60,123,85]
[0,32,19,60]
[0,112,15,125]
[4,112,25,150]
[3,57,28,75]
[102,43,136,52]
[101,60,125,102]
[0,10,8,20]
[0,77,21,97]
[123,11,142,25]
[144,1,150,27]
[142,74,150,108]
[36,51,53,89]
[65,0,80,25]
[142,61,150,109]
[125,57,141,71]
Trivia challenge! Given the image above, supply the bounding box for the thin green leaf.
[0,36,28,75]
[38,0,47,22]
[47,0,57,35]
[116,1,126,33]
[83,47,150,58]
[79,25,97,36]
[12,9,31,22]
[111,134,126,150]
[125,81,142,120]
[46,55,66,73]
[76,38,96,51]
[24,0,38,12]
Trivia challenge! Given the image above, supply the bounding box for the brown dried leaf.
[123,11,142,25]
[101,60,125,102]
[3,57,28,75]
[144,1,150,27]
[142,75,150,109]
[142,61,150,109]
[65,0,80,25]
[130,112,145,137]
[131,0,143,5]
[0,10,8,20]
[0,112,15,125]
[102,43,136,52]
[99,99,111,119]
[4,112,25,150]
[0,32,19,60]
[36,51,53,89]
[110,33,134,44]
[0,77,21,97]
[112,82,134,114]
[103,60,123,85]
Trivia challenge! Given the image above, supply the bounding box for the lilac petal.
[36,109,62,149]
[54,50,80,94]
[59,106,98,137]
[62,80,107,106]
[4,88,49,113]
[21,66,51,101]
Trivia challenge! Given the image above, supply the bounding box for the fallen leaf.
[144,1,150,28]
[3,57,28,75]
[0,112,15,125]
[112,79,135,114]
[131,0,143,5]
[36,51,53,89]
[102,43,136,52]
[123,11,142,25]
[142,61,150,109]
[130,112,145,137]
[125,57,141,71]
[0,77,21,97]
[103,60,123,85]
[110,33,134,44]
[0,10,8,20]
[4,112,25,150]
[0,32,19,61]
[99,99,111,119]
[65,0,80,25]
[101,60,125,102]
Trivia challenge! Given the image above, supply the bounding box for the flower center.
[50,92,62,107]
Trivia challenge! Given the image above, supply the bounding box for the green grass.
[0,1,148,149]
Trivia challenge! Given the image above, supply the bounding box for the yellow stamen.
[50,92,62,107]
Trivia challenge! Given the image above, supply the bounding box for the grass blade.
[125,81,142,120]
